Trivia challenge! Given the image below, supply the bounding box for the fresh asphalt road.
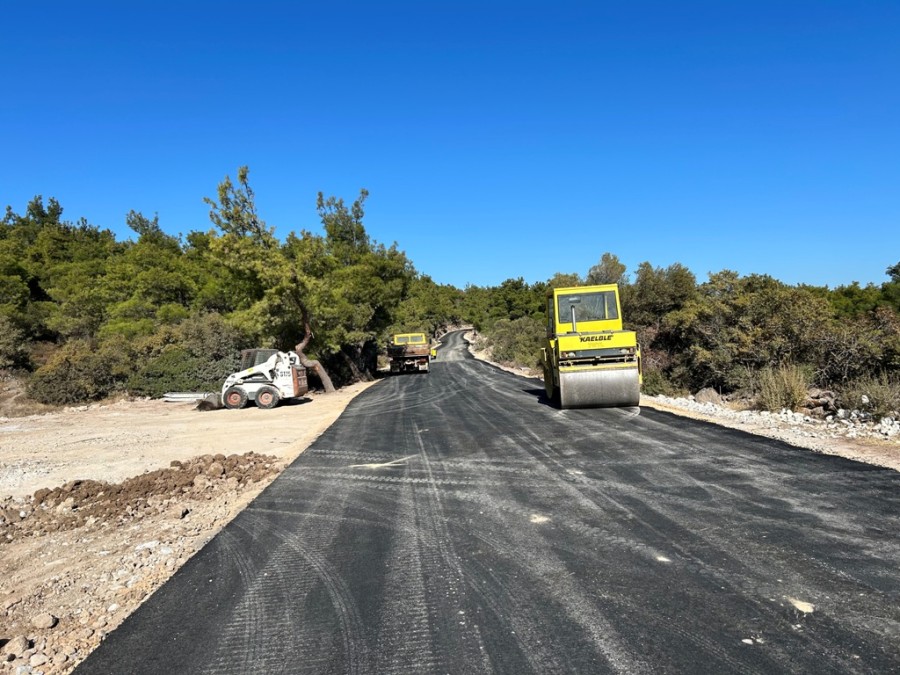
[79,331,900,674]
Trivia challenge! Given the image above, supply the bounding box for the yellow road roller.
[541,284,641,408]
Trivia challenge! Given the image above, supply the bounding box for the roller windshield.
[558,291,618,322]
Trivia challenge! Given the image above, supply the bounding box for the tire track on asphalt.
[411,420,494,672]
[370,468,442,674]
[440,360,655,673]
[449,379,778,674]
[472,378,889,672]
[506,422,823,673]
[199,504,371,673]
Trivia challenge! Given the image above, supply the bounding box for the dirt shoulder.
[0,381,377,673]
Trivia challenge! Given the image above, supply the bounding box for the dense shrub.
[0,315,30,370]
[485,316,544,367]
[27,341,121,404]
[126,347,236,397]
[176,312,249,361]
[126,314,245,397]
[756,364,809,412]
[640,366,682,396]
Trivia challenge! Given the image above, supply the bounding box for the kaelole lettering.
[578,335,613,343]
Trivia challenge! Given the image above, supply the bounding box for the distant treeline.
[2,170,898,413]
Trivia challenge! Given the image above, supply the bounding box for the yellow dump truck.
[541,284,641,408]
[387,332,431,373]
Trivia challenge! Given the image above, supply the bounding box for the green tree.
[98,211,197,339]
[883,261,900,313]
[586,252,627,285]
[204,167,336,391]
[665,272,832,391]
[547,272,583,289]
[829,282,884,318]
[623,261,697,328]
[391,274,463,337]
[303,189,414,380]
[0,315,29,370]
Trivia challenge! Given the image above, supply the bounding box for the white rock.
[31,612,57,629]
[2,636,29,656]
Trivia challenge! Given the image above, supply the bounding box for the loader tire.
[223,386,248,410]
[255,385,280,409]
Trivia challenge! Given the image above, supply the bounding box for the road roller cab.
[541,284,642,408]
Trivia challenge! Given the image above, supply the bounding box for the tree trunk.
[340,345,374,382]
[294,322,335,393]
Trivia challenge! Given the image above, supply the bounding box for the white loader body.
[221,349,309,409]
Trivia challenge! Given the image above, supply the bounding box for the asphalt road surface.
[79,331,900,674]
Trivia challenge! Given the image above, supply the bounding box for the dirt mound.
[0,452,283,673]
[1,453,279,544]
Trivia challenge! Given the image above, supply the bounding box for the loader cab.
[239,348,279,370]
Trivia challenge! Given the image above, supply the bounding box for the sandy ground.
[0,387,372,500]
[0,382,376,673]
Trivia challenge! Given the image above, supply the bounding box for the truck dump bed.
[388,333,431,373]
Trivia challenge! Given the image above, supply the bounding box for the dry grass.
[839,374,900,419]
[757,364,809,412]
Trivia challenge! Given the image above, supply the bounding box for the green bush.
[176,312,249,361]
[126,315,245,397]
[124,313,246,397]
[756,364,809,412]
[640,366,682,396]
[0,315,30,370]
[27,341,121,405]
[838,374,900,419]
[126,347,222,397]
[485,316,544,368]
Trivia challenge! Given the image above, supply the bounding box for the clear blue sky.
[3,1,898,289]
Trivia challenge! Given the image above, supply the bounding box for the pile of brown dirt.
[0,452,282,673]
[1,453,279,544]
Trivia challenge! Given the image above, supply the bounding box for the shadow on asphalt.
[523,387,557,408]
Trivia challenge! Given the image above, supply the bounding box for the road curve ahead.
[79,330,900,674]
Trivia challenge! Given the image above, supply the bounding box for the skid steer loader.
[221,349,309,409]
[541,284,641,409]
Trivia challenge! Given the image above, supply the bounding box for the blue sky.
[2,1,898,289]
